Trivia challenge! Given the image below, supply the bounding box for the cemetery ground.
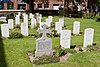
[0,16,100,67]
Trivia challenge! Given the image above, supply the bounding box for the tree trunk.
[64,0,68,17]
[28,0,34,13]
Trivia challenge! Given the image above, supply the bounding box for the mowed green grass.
[0,16,100,67]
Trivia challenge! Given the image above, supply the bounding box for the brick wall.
[11,0,18,10]
[2,0,18,10]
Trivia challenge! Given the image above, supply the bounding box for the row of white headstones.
[55,20,94,48]
[1,13,94,49]
[1,13,52,37]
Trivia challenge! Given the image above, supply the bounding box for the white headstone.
[59,18,64,27]
[18,12,21,16]
[73,21,80,35]
[35,24,53,57]
[22,13,26,16]
[31,18,36,29]
[46,18,51,27]
[48,16,52,23]
[35,13,40,23]
[8,19,14,30]
[60,30,71,48]
[83,28,94,47]
[55,22,62,33]
[15,15,20,26]
[23,14,28,25]
[29,13,33,19]
[0,16,7,22]
[1,24,9,37]
[21,23,28,36]
[38,14,42,23]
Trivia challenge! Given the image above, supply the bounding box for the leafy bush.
[67,49,77,54]
[56,47,77,56]
[96,15,100,22]
[9,32,23,39]
[58,48,68,56]
[87,45,96,51]
[83,12,95,19]
[33,55,59,65]
[95,13,100,22]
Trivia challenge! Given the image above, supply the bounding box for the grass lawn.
[0,16,100,67]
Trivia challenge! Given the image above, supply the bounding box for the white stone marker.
[59,18,64,27]
[46,18,51,27]
[35,13,40,23]
[37,14,42,24]
[31,18,36,29]
[8,19,14,30]
[29,13,33,19]
[60,30,71,48]
[48,16,52,23]
[55,22,62,33]
[35,24,53,57]
[83,28,94,47]
[0,16,7,22]
[18,12,21,16]
[15,15,20,26]
[1,24,9,37]
[21,23,28,36]
[73,21,80,35]
[23,14,28,25]
[22,13,26,16]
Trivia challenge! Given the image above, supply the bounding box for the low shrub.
[33,55,59,65]
[96,16,100,22]
[9,32,23,39]
[58,48,68,56]
[68,49,77,54]
[87,45,96,51]
[83,12,95,19]
[55,46,77,56]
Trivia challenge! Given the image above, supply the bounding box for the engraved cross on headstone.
[37,24,51,38]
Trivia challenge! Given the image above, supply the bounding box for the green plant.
[67,49,77,54]
[33,55,59,65]
[51,22,55,28]
[51,28,59,37]
[58,48,68,56]
[83,12,95,19]
[9,32,23,39]
[96,14,100,22]
[34,23,40,29]
[87,45,96,51]
[56,46,77,56]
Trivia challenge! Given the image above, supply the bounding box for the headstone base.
[35,50,53,57]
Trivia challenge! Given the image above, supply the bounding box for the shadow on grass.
[0,24,7,67]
